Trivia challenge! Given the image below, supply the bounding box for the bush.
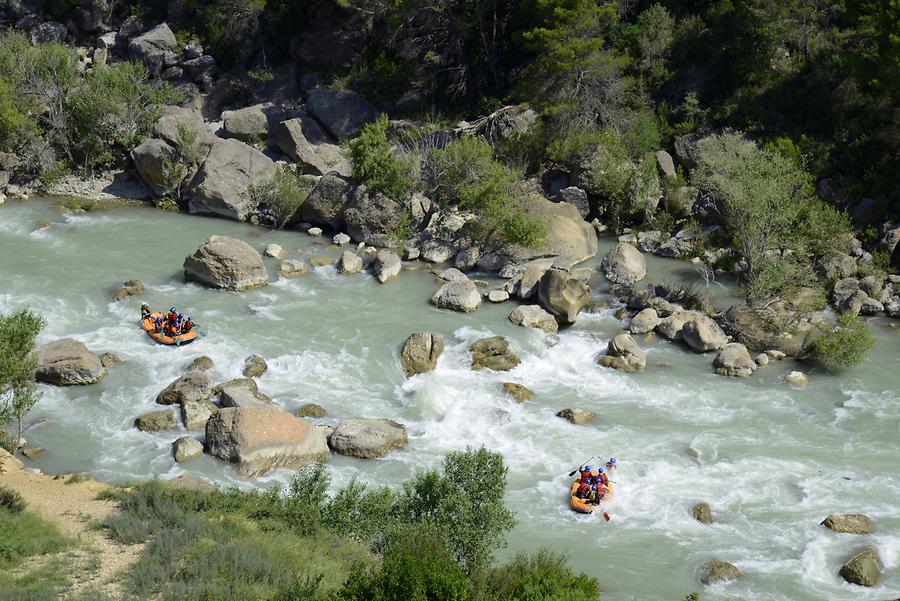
[0,309,45,450]
[250,167,313,227]
[474,550,600,601]
[808,313,876,370]
[0,486,25,513]
[350,115,415,200]
[0,507,69,568]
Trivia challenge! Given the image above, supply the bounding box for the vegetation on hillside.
[100,448,600,601]
[0,309,45,452]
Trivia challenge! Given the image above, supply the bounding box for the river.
[1,199,898,600]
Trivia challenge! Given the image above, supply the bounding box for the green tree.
[349,115,415,200]
[0,310,45,452]
[399,447,516,576]
[808,313,876,371]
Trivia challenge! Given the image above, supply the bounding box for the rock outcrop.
[601,243,647,284]
[400,332,445,376]
[470,336,521,371]
[205,406,329,477]
[599,333,646,372]
[188,138,276,221]
[35,339,106,386]
[184,235,269,291]
[537,268,591,325]
[329,418,408,458]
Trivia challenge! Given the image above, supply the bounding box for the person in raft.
[596,467,609,488]
[577,478,591,499]
[141,303,152,321]
[154,316,164,333]
[167,307,178,325]
[606,457,617,472]
[579,465,593,483]
[181,317,194,334]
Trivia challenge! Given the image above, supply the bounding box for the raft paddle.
[567,456,597,477]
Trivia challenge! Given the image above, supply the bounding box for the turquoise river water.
[1,199,898,600]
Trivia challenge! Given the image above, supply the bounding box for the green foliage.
[474,550,600,601]
[0,309,45,451]
[0,486,25,514]
[0,76,37,153]
[250,167,313,227]
[426,136,545,247]
[349,115,415,200]
[0,507,69,569]
[808,313,876,371]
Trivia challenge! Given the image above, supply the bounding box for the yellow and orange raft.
[569,477,613,514]
[141,312,198,346]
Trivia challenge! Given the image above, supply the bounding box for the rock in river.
[205,406,329,477]
[839,548,882,587]
[336,250,363,274]
[184,235,268,291]
[697,559,741,585]
[470,336,521,371]
[502,382,534,403]
[713,343,756,377]
[601,242,647,284]
[629,308,660,335]
[692,502,714,524]
[329,418,408,458]
[156,370,212,405]
[508,305,559,334]
[134,409,178,432]
[537,268,590,325]
[35,339,107,386]
[682,315,729,352]
[242,355,268,378]
[372,250,401,283]
[173,437,203,462]
[556,408,595,424]
[400,332,445,376]
[431,280,482,313]
[180,399,218,430]
[822,514,874,535]
[599,333,646,372]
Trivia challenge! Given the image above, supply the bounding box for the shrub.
[0,485,25,513]
[350,115,415,200]
[250,166,313,227]
[808,313,876,370]
[0,76,38,153]
[0,507,69,568]
[0,309,45,450]
[474,550,600,601]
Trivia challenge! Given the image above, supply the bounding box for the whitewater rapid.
[1,200,898,600]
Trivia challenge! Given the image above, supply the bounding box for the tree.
[0,310,45,452]
[808,313,876,371]
[399,447,516,575]
[349,115,416,200]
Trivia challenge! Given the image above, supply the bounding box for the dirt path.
[1,451,143,599]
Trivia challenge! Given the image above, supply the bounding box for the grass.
[0,486,25,514]
[103,482,374,601]
[0,508,70,569]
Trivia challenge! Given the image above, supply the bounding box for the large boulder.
[832,278,867,315]
[713,343,756,377]
[221,103,285,143]
[184,235,269,291]
[508,305,559,334]
[131,138,178,195]
[697,559,741,585]
[601,243,647,285]
[35,339,106,386]
[470,336,520,371]
[343,185,405,247]
[336,250,363,274]
[154,105,216,153]
[372,250,401,283]
[431,280,482,313]
[820,253,857,281]
[556,408,595,424]
[682,316,729,352]
[188,138,277,221]
[656,310,696,341]
[298,173,355,229]
[599,333,646,372]
[128,23,176,75]
[537,268,591,325]
[134,409,178,432]
[329,418,408,458]
[400,332,445,376]
[219,385,273,408]
[274,118,349,177]
[180,399,218,430]
[305,87,380,140]
[505,193,597,266]
[205,406,329,477]
[629,308,660,334]
[821,514,874,535]
[156,370,212,405]
[173,437,203,462]
[839,548,882,587]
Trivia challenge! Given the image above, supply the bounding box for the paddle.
[567,456,597,477]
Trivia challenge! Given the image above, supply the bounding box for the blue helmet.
[178,313,184,319]
[584,465,591,471]
[187,316,192,321]
[609,457,616,464]
[591,485,597,490]
[170,307,176,312]
[598,467,604,473]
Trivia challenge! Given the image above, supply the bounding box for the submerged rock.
[697,559,741,585]
[822,514,874,535]
[99,352,122,368]
[556,408,595,424]
[785,371,808,388]
[184,235,269,291]
[35,339,107,386]
[502,382,534,403]
[205,406,329,477]
[400,332,445,377]
[599,333,646,372]
[329,418,408,458]
[279,259,309,278]
[692,502,714,524]
[172,437,203,462]
[186,356,214,371]
[508,305,559,334]
[470,336,521,371]
[839,548,882,587]
[112,279,145,301]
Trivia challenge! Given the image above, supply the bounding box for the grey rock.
[333,232,351,246]
[297,403,326,417]
[131,138,178,195]
[99,352,122,368]
[274,118,335,175]
[714,343,756,377]
[656,310,696,341]
[298,173,354,229]
[420,240,456,263]
[219,385,273,408]
[822,514,874,535]
[488,290,509,303]
[222,103,285,143]
[454,247,481,272]
[601,243,647,284]
[30,21,68,45]
[305,87,380,140]
[184,235,268,291]
[839,548,882,587]
[697,559,741,585]
[173,437,203,462]
[242,355,268,378]
[400,332,445,376]
[279,259,309,278]
[264,243,285,259]
[372,250,401,283]
[134,409,177,432]
[183,55,217,83]
[470,336,520,371]
[682,315,729,352]
[517,261,553,300]
[35,339,106,386]
[336,250,363,274]
[599,333,646,372]
[128,23,177,75]
[343,185,404,247]
[438,267,469,282]
[205,406,329,477]
[508,305,559,334]
[821,253,858,281]
[637,231,664,254]
[785,371,808,387]
[156,371,212,405]
[180,399,218,431]
[557,186,589,218]
[629,308,660,334]
[537,268,591,325]
[188,138,277,221]
[656,150,676,178]
[329,418,408,458]
[431,280,481,313]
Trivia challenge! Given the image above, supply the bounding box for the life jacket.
[167,312,177,324]
[598,473,609,486]
[577,483,590,498]
[182,321,193,333]
[580,470,592,483]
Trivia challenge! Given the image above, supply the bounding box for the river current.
[1,199,898,600]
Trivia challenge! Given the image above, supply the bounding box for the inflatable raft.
[569,478,613,514]
[141,312,197,346]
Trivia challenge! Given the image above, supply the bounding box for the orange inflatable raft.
[141,312,198,346]
[570,478,613,514]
